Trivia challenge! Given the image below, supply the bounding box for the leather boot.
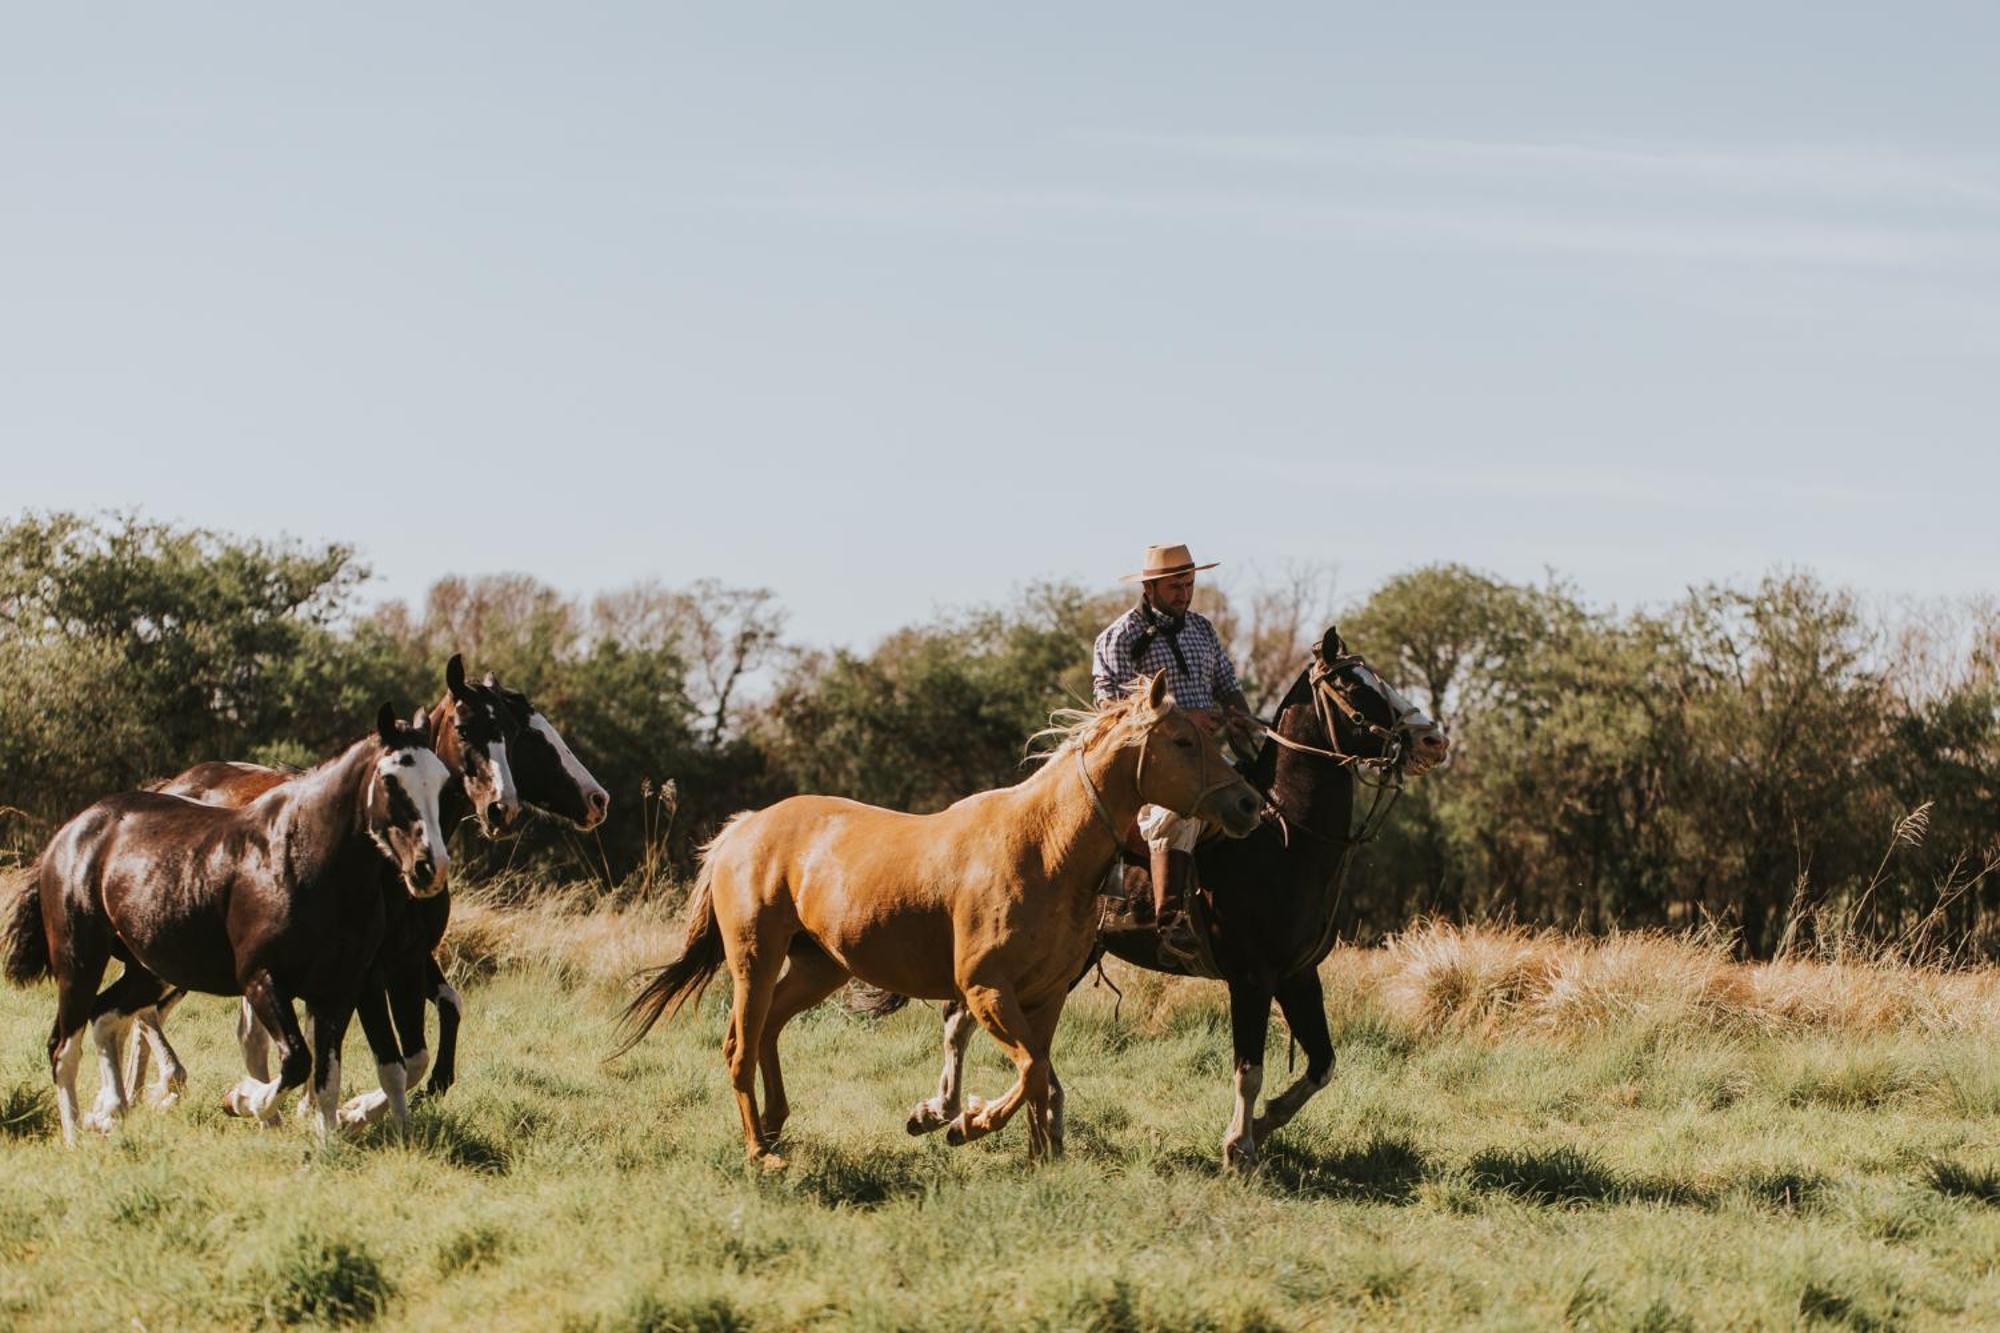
[1151,846,1196,932]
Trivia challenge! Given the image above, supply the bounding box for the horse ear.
[1318,625,1346,662]
[482,671,500,690]
[446,653,471,701]
[376,702,400,748]
[1146,669,1171,713]
[411,706,431,736]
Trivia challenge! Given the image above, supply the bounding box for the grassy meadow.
[5,895,2000,1330]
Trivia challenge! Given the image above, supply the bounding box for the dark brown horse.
[121,655,521,1125]
[130,662,608,1128]
[3,704,452,1145]
[908,628,1448,1171]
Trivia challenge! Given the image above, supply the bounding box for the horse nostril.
[414,858,435,883]
[486,802,508,829]
[589,791,609,818]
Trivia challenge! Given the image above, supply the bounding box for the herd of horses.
[4,627,1447,1173]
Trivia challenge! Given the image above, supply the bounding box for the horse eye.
[1175,737,1195,749]
[399,755,414,767]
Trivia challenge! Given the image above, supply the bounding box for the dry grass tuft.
[443,892,2000,1042]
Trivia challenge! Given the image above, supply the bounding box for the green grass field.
[5,909,2000,1331]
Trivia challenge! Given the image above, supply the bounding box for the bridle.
[1074,711,1241,847]
[1255,648,1428,848]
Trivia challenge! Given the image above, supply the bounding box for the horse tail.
[842,984,911,1019]
[3,867,49,986]
[610,814,748,1057]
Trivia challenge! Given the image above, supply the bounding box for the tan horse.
[617,672,1264,1166]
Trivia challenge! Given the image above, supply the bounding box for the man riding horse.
[1092,544,1262,953]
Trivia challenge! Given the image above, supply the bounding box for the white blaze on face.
[484,738,519,815]
[529,713,608,816]
[377,747,454,882]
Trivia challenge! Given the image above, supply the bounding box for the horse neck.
[1018,730,1146,885]
[1268,700,1356,841]
[427,692,476,828]
[263,737,382,876]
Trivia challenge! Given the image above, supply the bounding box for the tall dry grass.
[444,885,2000,1043]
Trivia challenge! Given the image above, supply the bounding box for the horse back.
[152,761,292,808]
[46,792,265,992]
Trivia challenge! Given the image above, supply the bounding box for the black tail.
[842,984,911,1019]
[611,857,727,1058]
[3,871,49,987]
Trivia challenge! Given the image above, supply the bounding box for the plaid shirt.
[1092,605,1240,710]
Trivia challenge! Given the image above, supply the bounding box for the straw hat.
[1120,543,1220,584]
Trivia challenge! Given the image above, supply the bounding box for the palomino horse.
[121,655,524,1127]
[616,671,1264,1166]
[132,661,609,1127]
[3,705,452,1145]
[909,627,1449,1171]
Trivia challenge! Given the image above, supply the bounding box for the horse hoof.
[906,1104,944,1136]
[81,1111,118,1136]
[1222,1138,1258,1175]
[946,1114,985,1147]
[753,1151,788,1172]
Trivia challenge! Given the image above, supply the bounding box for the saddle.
[1095,828,1224,979]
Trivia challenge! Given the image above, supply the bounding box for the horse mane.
[1241,662,1319,792]
[1022,682,1161,768]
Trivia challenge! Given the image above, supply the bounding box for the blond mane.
[1024,676,1170,766]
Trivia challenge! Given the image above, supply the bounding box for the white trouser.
[1137,805,1204,853]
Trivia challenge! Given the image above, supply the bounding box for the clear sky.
[5,4,1995,645]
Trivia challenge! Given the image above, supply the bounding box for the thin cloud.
[1093,132,2000,208]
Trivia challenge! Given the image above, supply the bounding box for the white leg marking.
[124,1006,154,1098]
[132,1007,188,1107]
[237,998,272,1082]
[54,1032,85,1146]
[313,1053,342,1145]
[1223,1061,1263,1173]
[907,1005,976,1134]
[84,1014,134,1134]
[340,1061,409,1130]
[402,1046,431,1088]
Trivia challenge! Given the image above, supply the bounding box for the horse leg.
[947,981,1057,1161]
[306,998,356,1146]
[226,971,309,1126]
[125,988,188,1108]
[756,948,851,1144]
[83,966,172,1132]
[1046,1064,1066,1158]
[723,932,791,1167]
[49,938,111,1147]
[906,1000,978,1135]
[1222,977,1274,1174]
[236,995,274,1082]
[337,980,409,1132]
[1253,969,1336,1142]
[424,957,462,1098]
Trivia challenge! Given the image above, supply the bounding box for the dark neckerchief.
[1132,601,1191,675]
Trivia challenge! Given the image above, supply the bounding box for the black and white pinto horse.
[3,705,453,1145]
[129,663,609,1131]
[906,628,1448,1171]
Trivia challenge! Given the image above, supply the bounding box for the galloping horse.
[615,671,1265,1166]
[3,705,452,1145]
[909,627,1449,1170]
[131,661,609,1127]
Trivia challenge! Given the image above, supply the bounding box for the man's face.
[1146,571,1196,617]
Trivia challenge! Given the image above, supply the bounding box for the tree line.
[2,512,1993,958]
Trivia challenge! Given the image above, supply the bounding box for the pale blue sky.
[4,4,1995,644]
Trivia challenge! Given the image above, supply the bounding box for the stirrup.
[1154,914,1204,970]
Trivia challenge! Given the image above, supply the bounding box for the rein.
[1253,653,1415,850]
[1074,710,1243,847]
